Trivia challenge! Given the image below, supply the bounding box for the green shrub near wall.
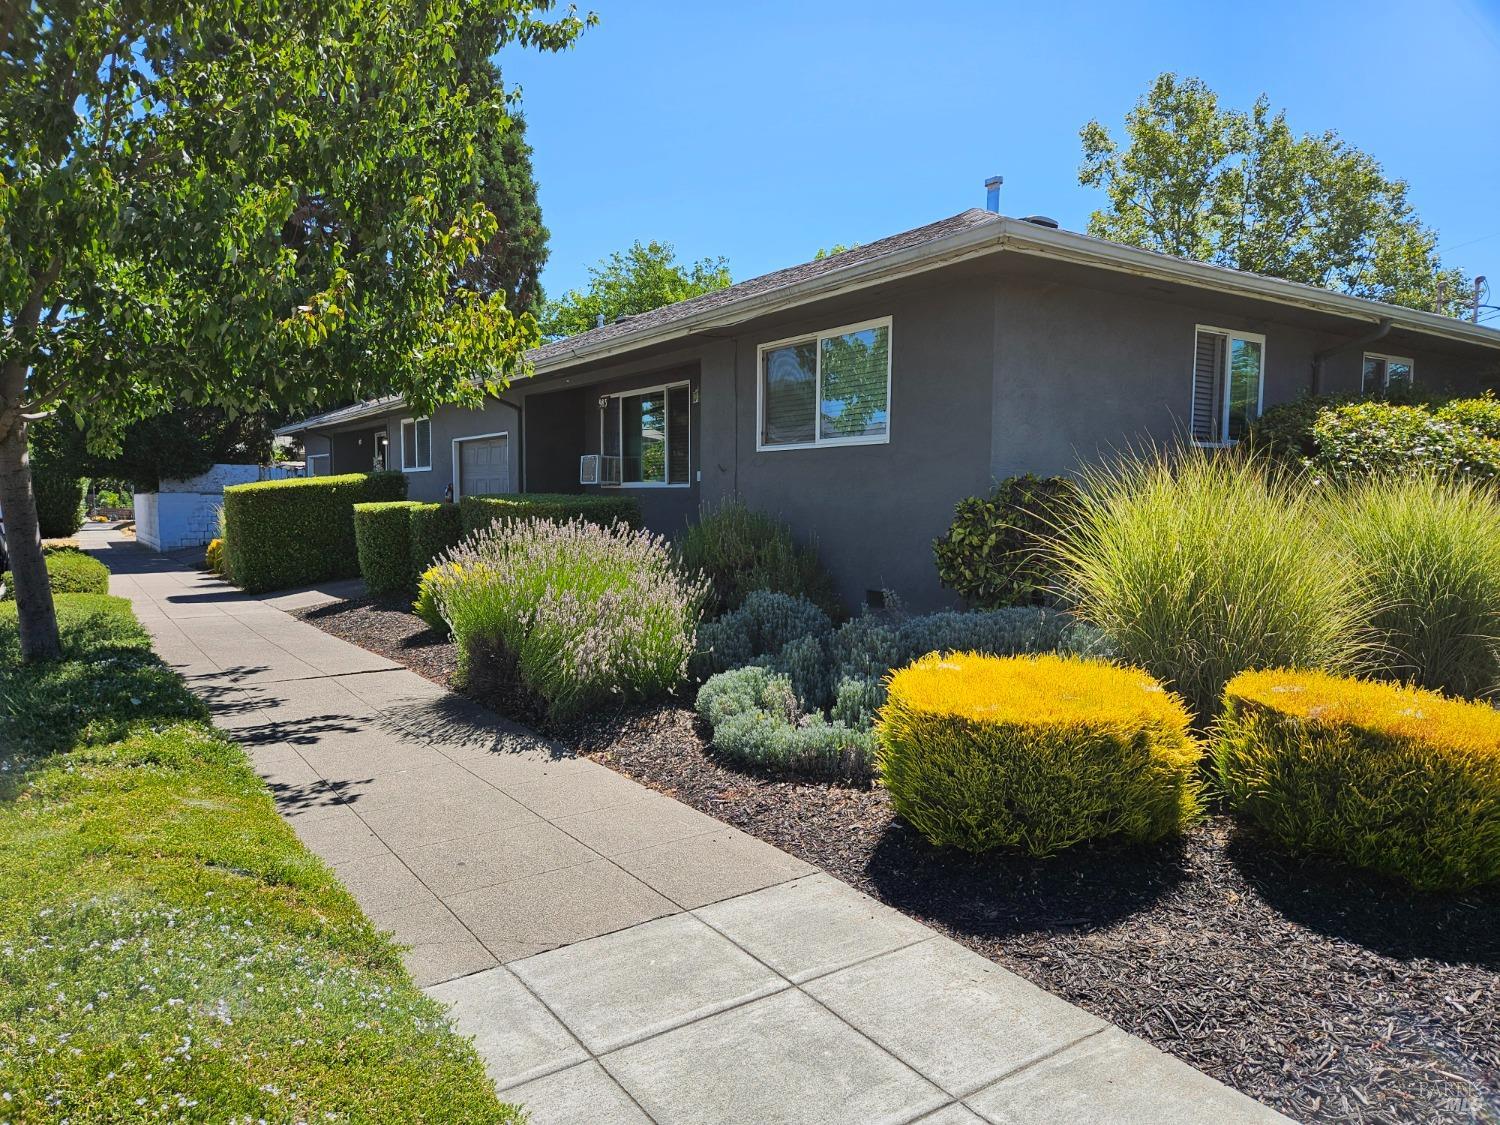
[677,499,841,620]
[1311,400,1500,482]
[353,502,420,596]
[459,492,641,535]
[224,472,407,593]
[409,502,463,572]
[32,465,90,538]
[1436,392,1500,441]
[933,475,1078,608]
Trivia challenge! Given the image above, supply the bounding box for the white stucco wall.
[135,464,301,551]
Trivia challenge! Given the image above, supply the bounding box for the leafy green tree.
[1080,74,1469,316]
[1,0,589,661]
[36,407,281,493]
[813,243,860,260]
[540,241,731,339]
[454,62,550,313]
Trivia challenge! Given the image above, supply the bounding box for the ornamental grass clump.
[1322,473,1500,699]
[437,518,708,721]
[876,652,1204,855]
[1050,447,1366,723]
[1216,669,1500,891]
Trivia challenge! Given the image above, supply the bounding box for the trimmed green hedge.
[410,502,463,572]
[460,492,641,535]
[224,472,407,593]
[33,466,90,539]
[1,548,110,600]
[354,502,420,596]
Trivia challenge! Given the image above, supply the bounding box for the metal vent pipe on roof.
[984,176,1003,213]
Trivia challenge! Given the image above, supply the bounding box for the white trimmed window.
[1190,326,1265,445]
[1362,353,1414,395]
[600,382,691,487]
[758,316,891,450]
[400,417,432,472]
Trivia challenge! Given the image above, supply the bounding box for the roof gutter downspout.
[1311,317,1392,395]
[493,393,526,493]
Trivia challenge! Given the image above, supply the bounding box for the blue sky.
[501,0,1500,310]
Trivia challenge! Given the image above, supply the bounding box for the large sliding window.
[758,317,891,450]
[1190,326,1265,445]
[600,382,691,487]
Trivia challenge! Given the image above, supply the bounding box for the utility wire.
[1440,230,1500,253]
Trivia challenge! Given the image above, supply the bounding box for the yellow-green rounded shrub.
[876,652,1203,855]
[1216,669,1500,891]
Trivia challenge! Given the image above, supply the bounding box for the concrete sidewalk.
[85,529,1286,1125]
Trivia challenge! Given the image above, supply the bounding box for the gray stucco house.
[278,207,1500,610]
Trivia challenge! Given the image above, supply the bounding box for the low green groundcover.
[0,594,523,1122]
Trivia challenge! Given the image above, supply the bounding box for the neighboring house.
[278,205,1500,610]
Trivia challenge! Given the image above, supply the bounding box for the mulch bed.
[297,596,1500,1124]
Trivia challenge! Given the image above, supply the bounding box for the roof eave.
[274,397,404,436]
[531,219,1500,376]
[1002,223,1500,351]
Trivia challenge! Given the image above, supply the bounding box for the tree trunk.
[0,420,62,662]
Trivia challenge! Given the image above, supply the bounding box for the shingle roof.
[273,394,404,434]
[529,208,1001,367]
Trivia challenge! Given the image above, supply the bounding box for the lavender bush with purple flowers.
[436,518,709,721]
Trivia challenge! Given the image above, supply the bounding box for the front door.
[459,436,510,497]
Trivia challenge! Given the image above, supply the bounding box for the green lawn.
[0,595,524,1122]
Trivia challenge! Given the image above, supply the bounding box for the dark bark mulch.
[294,594,460,685]
[296,597,1500,1124]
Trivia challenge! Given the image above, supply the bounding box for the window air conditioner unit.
[579,454,600,485]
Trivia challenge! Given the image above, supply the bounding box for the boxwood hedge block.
[354,502,420,596]
[877,652,1203,855]
[33,466,90,539]
[224,472,407,593]
[1217,668,1500,891]
[1,549,110,601]
[409,502,463,573]
[459,492,641,535]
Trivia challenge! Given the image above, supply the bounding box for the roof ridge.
[532,209,1000,361]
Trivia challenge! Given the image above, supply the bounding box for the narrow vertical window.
[400,418,431,471]
[1190,328,1264,445]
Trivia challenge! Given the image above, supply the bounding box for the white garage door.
[459,436,510,497]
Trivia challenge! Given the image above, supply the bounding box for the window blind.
[1191,330,1226,444]
[762,342,817,446]
[667,385,690,484]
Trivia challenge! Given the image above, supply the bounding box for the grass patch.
[0,595,523,1122]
